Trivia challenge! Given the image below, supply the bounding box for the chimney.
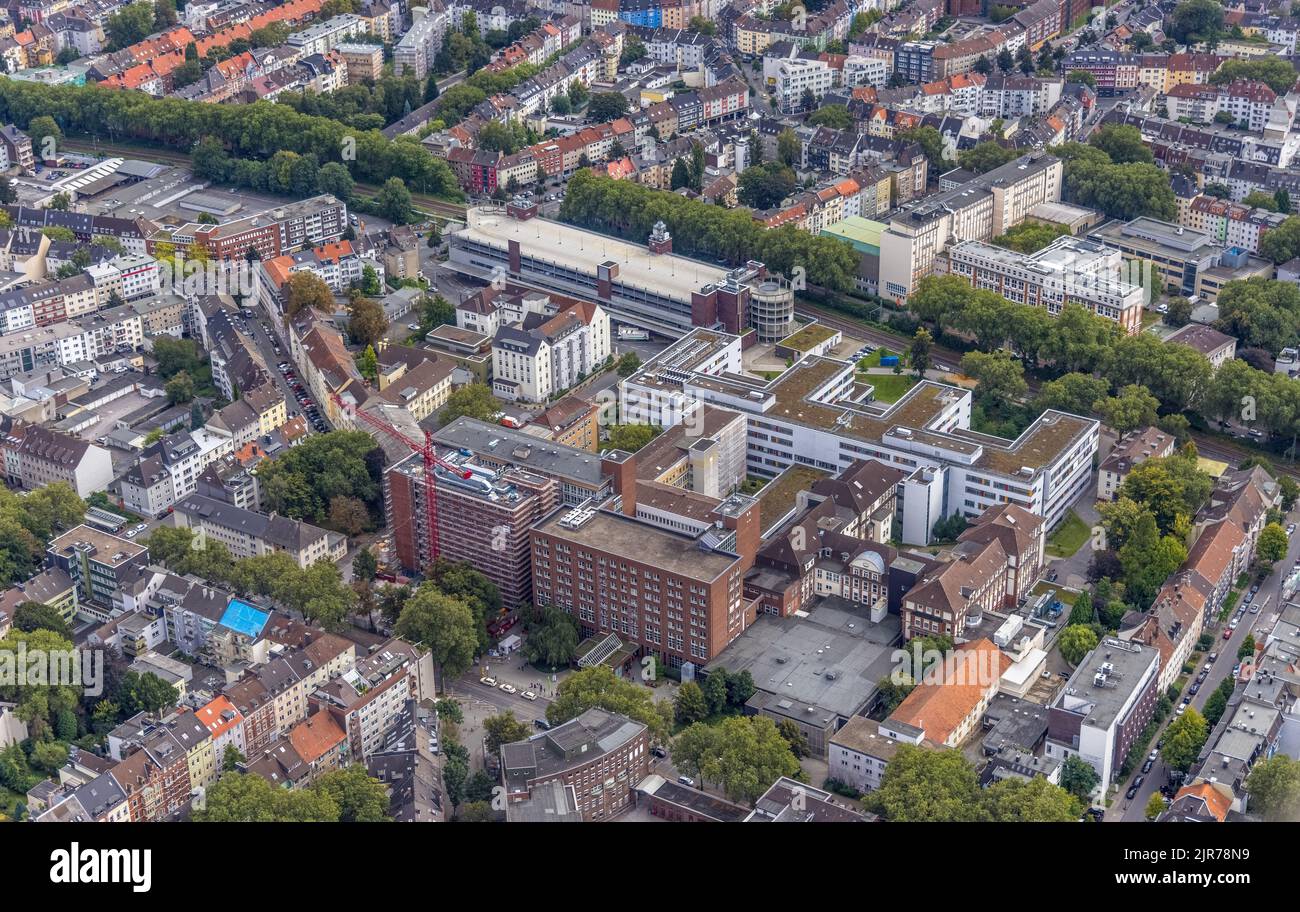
[601,450,637,517]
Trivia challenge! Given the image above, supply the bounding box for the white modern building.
[1045,638,1160,787]
[620,328,1099,545]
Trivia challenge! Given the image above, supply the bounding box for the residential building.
[500,708,649,821]
[1097,426,1175,502]
[172,494,347,568]
[1045,637,1160,786]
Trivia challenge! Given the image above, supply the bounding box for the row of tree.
[0,79,460,198]
[559,170,860,292]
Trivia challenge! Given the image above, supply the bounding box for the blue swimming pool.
[220,599,270,638]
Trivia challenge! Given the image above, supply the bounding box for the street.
[1106,506,1299,820]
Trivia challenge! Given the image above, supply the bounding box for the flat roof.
[534,507,740,581]
[704,597,901,720]
[47,525,145,564]
[456,207,730,302]
[820,216,886,253]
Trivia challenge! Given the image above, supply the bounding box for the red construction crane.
[332,394,471,568]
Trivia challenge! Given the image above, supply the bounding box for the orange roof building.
[886,639,1010,747]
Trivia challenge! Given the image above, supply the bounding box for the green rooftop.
[778,323,837,352]
[821,216,887,255]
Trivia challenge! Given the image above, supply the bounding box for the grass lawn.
[864,373,917,403]
[1030,581,1079,607]
[1046,510,1090,558]
[858,347,907,370]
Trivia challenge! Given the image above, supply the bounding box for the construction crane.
[331,393,471,568]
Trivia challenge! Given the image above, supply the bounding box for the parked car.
[1224,627,1234,640]
[1141,758,1154,774]
[1126,777,1144,800]
[479,676,497,687]
[678,776,696,788]
[651,746,668,759]
[534,718,550,730]
[521,690,537,701]
[499,683,517,695]
[1207,652,1217,664]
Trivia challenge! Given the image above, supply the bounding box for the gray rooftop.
[431,416,607,488]
[704,596,901,720]
[1053,637,1158,732]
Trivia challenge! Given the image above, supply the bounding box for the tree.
[1095,384,1160,434]
[908,328,933,377]
[1060,755,1100,801]
[1209,57,1300,95]
[674,681,710,726]
[1243,190,1280,212]
[866,745,984,821]
[1244,754,1300,821]
[777,128,801,168]
[394,585,479,690]
[483,710,531,754]
[702,670,728,717]
[959,350,1027,402]
[13,602,71,640]
[328,495,371,536]
[439,383,499,425]
[1161,707,1209,772]
[1037,372,1109,416]
[318,161,354,202]
[1167,0,1225,46]
[521,605,578,668]
[1119,510,1187,608]
[106,2,155,50]
[588,92,629,121]
[1067,590,1095,627]
[737,162,797,209]
[285,271,334,318]
[604,424,659,453]
[1232,631,1256,663]
[1059,625,1099,666]
[1258,522,1289,566]
[1089,124,1153,165]
[1145,792,1166,820]
[356,344,378,382]
[672,716,800,804]
[352,548,378,583]
[807,105,854,130]
[114,669,179,717]
[897,126,952,171]
[314,765,390,822]
[1066,69,1096,88]
[958,141,1018,175]
[347,293,388,348]
[547,666,670,741]
[222,744,245,772]
[776,719,810,759]
[984,776,1081,822]
[257,430,383,526]
[375,177,414,224]
[195,772,340,822]
[164,371,196,405]
[615,351,641,377]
